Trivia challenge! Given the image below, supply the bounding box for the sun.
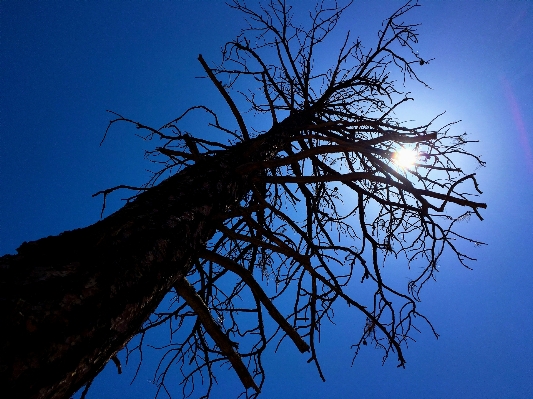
[392,148,418,168]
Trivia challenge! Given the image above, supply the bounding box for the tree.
[0,1,486,398]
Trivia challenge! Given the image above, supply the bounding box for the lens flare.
[392,148,418,168]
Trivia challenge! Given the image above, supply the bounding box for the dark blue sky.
[1,1,532,398]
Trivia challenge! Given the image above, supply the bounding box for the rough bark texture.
[0,112,308,399]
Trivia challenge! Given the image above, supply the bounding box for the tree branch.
[173,276,260,392]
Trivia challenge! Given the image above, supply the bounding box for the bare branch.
[174,276,260,393]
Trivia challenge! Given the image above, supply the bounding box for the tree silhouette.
[0,1,486,398]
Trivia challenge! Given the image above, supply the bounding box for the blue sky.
[1,1,532,398]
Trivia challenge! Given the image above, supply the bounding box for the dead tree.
[0,1,486,398]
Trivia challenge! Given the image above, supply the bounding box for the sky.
[1,1,532,398]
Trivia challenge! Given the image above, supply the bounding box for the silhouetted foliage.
[0,2,486,399]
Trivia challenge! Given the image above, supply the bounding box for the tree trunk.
[0,112,308,399]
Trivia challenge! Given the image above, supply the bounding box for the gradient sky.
[1,1,532,398]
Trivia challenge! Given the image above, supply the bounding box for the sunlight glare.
[392,148,418,168]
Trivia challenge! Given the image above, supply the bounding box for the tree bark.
[0,111,309,399]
